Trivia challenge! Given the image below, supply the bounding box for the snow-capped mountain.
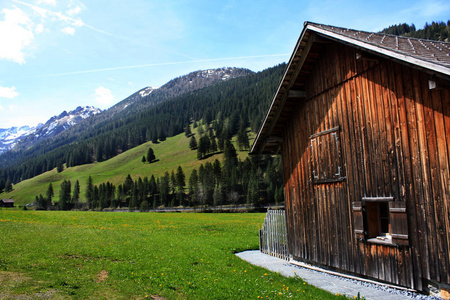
[0,125,42,154]
[0,106,101,155]
[108,67,253,117]
[35,106,102,138]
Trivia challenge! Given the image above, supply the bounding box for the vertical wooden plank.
[373,63,392,197]
[335,82,350,271]
[428,84,450,284]
[402,66,431,282]
[379,61,400,203]
[414,70,442,282]
[340,48,361,275]
[355,71,371,197]
[388,61,423,290]
[438,88,450,285]
[362,67,379,196]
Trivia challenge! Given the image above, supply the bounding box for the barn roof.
[250,22,450,155]
[1,199,14,203]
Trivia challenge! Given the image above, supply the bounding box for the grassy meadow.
[0,210,348,299]
[0,130,254,207]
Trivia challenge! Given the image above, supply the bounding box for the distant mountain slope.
[0,66,268,183]
[92,67,254,121]
[18,106,101,149]
[5,68,252,155]
[0,125,41,154]
[0,106,100,155]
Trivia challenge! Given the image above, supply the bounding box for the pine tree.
[147,147,156,163]
[46,183,54,208]
[237,129,250,150]
[159,172,170,207]
[189,135,197,150]
[86,176,94,209]
[185,124,192,137]
[159,128,166,141]
[5,177,12,193]
[0,177,5,193]
[72,180,80,209]
[140,200,149,212]
[176,166,186,190]
[142,156,146,163]
[93,186,99,209]
[213,184,224,207]
[57,163,64,173]
[35,194,47,210]
[170,171,177,196]
[123,174,134,207]
[210,137,218,153]
[188,169,199,207]
[59,180,72,210]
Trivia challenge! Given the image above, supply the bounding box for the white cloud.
[95,87,115,106]
[62,26,75,35]
[13,1,84,28]
[35,23,44,34]
[37,0,56,5]
[0,7,34,64]
[67,6,82,16]
[0,86,19,99]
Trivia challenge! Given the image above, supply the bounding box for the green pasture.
[0,210,346,299]
[1,130,253,206]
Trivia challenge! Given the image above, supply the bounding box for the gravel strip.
[287,261,440,300]
[236,251,443,300]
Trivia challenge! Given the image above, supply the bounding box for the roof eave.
[251,22,450,155]
[308,24,450,77]
[250,23,312,155]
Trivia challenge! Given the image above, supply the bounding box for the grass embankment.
[1,131,253,206]
[0,210,347,299]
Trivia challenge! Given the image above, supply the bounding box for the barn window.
[310,126,345,184]
[365,200,390,241]
[352,198,409,246]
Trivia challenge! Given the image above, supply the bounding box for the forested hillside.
[0,64,285,187]
[380,20,449,41]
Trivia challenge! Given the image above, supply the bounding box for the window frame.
[352,197,409,246]
[363,197,393,245]
[309,126,346,184]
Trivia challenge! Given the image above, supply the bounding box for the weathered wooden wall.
[282,42,450,290]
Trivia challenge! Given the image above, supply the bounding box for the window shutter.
[352,201,365,241]
[389,201,409,246]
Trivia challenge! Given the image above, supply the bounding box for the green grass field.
[0,130,253,206]
[0,210,347,299]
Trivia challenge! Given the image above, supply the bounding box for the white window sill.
[367,236,395,246]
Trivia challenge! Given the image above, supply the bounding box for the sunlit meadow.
[0,210,348,299]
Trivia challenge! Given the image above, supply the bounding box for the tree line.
[380,20,450,41]
[0,64,285,185]
[33,140,283,211]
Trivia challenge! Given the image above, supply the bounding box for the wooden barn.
[251,22,450,295]
[0,199,14,207]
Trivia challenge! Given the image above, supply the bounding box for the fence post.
[259,209,289,261]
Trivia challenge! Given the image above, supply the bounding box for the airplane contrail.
[39,54,290,77]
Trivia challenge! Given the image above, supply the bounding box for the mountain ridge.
[0,106,101,155]
[2,67,253,157]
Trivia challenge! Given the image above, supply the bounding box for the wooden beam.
[288,90,306,98]
[261,33,316,151]
[356,51,379,62]
[428,77,450,90]
[267,137,283,143]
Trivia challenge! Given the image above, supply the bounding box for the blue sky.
[0,0,449,128]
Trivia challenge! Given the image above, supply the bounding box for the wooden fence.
[259,209,289,261]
